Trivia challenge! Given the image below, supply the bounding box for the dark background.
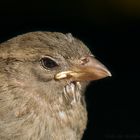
[0,0,140,139]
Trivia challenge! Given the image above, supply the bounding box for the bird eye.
[41,57,58,69]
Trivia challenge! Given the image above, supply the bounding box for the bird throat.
[63,82,82,105]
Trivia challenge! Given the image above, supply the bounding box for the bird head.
[0,31,111,105]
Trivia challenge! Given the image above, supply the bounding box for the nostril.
[80,56,90,65]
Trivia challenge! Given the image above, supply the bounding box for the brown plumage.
[0,31,111,140]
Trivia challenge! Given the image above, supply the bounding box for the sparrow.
[0,31,111,140]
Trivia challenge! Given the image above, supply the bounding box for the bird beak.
[54,56,111,82]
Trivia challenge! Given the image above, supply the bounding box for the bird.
[0,31,111,140]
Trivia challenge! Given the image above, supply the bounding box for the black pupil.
[41,57,58,69]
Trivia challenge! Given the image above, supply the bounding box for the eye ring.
[40,56,58,69]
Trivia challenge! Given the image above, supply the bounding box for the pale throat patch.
[63,82,81,105]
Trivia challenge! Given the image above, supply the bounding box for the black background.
[0,0,140,139]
